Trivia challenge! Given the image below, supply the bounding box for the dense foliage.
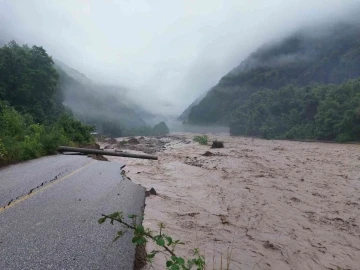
[0,41,64,122]
[186,22,360,141]
[0,41,94,165]
[230,79,360,141]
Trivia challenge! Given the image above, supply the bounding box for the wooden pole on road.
[58,146,158,160]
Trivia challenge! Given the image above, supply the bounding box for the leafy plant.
[98,212,205,270]
[193,135,208,145]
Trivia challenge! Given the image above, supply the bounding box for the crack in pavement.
[2,172,64,209]
[1,161,94,212]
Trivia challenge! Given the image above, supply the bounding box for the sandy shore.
[101,133,360,270]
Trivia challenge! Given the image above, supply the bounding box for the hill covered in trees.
[0,40,170,164]
[0,41,93,165]
[54,60,169,137]
[185,22,360,141]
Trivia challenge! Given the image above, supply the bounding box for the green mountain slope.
[230,78,360,141]
[0,41,93,165]
[178,91,207,121]
[187,22,360,127]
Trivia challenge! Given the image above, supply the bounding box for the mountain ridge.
[185,22,360,125]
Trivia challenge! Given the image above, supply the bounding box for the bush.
[0,104,94,165]
[57,114,94,144]
[193,135,208,145]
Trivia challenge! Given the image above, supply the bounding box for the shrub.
[99,212,206,269]
[0,105,94,165]
[57,114,94,144]
[193,135,208,145]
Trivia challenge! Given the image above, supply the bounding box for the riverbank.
[101,133,360,270]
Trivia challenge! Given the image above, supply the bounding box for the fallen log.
[58,146,158,160]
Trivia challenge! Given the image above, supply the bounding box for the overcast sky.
[0,0,358,115]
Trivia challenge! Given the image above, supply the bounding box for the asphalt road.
[0,155,146,270]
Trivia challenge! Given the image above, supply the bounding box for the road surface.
[0,155,146,270]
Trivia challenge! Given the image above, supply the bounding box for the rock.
[273,146,286,151]
[202,151,214,156]
[145,187,157,197]
[211,140,224,148]
[128,137,140,144]
[263,241,278,250]
[149,187,157,195]
[105,138,117,144]
[87,154,108,161]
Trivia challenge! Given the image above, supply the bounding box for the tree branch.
[101,214,176,257]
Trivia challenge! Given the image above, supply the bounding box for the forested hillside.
[0,40,170,165]
[230,79,360,141]
[178,91,207,121]
[0,41,93,165]
[186,22,360,141]
[54,60,169,137]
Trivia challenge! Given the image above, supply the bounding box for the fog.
[0,0,358,116]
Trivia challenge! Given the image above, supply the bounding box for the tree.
[152,121,170,136]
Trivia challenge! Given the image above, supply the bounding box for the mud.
[102,134,360,270]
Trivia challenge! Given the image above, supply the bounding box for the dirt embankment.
[101,134,360,270]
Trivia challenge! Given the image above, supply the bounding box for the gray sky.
[0,0,358,115]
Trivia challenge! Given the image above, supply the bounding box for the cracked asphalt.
[0,155,146,270]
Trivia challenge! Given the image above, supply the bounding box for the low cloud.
[0,0,358,115]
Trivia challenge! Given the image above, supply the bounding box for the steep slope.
[54,61,147,129]
[187,22,360,125]
[178,91,207,121]
[0,41,93,165]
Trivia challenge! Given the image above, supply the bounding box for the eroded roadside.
[102,134,360,270]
